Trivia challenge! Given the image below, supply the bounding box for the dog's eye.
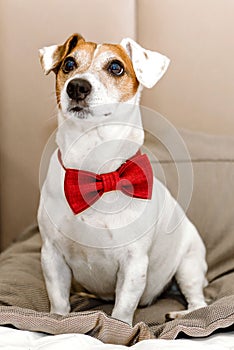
[62,58,77,73]
[108,60,124,77]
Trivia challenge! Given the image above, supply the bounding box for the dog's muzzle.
[67,78,92,102]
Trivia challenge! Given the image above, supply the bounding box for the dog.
[38,33,207,326]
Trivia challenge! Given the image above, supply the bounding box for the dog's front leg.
[41,240,72,315]
[111,255,148,326]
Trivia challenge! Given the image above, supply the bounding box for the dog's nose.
[66,78,92,101]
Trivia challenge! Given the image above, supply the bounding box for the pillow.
[0,128,233,345]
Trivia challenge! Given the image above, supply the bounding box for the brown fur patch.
[56,41,97,106]
[94,44,139,102]
[143,51,149,59]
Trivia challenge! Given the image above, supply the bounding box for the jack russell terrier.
[38,33,207,326]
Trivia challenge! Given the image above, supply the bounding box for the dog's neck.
[56,103,145,173]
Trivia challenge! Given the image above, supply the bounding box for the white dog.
[38,34,207,326]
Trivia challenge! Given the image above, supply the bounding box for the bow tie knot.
[100,171,120,193]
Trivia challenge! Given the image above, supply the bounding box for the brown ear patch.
[39,33,85,76]
[53,34,85,74]
[67,34,82,53]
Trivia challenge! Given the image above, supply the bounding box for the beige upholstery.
[0,0,234,248]
[138,0,234,136]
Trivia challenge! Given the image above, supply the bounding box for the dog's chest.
[61,239,122,299]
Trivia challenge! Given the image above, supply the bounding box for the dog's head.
[39,34,170,120]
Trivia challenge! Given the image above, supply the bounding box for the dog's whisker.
[46,113,57,122]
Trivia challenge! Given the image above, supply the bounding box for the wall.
[138,0,234,135]
[0,0,136,249]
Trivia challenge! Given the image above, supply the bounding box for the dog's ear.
[39,33,84,75]
[120,38,170,89]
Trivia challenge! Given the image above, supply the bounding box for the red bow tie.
[59,151,153,214]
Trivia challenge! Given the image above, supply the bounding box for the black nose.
[66,78,92,101]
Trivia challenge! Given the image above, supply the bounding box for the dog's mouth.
[68,105,112,119]
[70,106,83,113]
[68,105,89,119]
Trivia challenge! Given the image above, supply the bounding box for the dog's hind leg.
[166,237,208,320]
[41,240,72,315]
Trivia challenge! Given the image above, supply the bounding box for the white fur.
[38,37,207,326]
[120,38,170,88]
[39,45,58,75]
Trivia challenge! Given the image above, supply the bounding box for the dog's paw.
[166,302,208,321]
[165,309,190,321]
